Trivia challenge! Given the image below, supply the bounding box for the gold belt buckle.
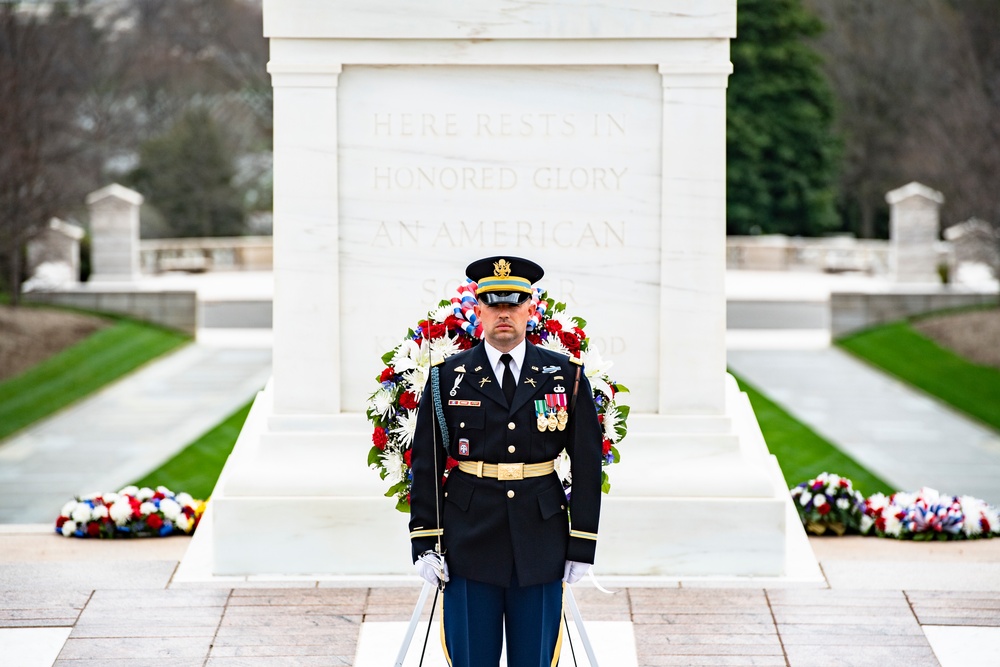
[497,463,524,480]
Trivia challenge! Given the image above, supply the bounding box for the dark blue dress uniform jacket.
[408,341,603,588]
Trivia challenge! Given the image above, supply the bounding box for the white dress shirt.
[482,339,526,389]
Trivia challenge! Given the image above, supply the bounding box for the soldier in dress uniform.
[408,255,603,667]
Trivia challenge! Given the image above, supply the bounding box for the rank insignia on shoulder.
[569,356,583,366]
[542,365,559,374]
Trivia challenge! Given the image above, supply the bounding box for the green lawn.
[733,373,895,496]
[131,399,253,500]
[0,318,189,441]
[838,320,1000,432]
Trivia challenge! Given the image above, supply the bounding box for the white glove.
[416,551,450,586]
[563,560,590,584]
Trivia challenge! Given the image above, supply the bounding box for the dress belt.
[456,460,555,481]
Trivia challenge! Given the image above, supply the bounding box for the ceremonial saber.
[564,585,599,667]
[394,580,434,667]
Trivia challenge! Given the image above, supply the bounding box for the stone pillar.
[86,184,143,282]
[886,181,944,283]
[26,218,85,285]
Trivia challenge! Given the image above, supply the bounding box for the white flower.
[430,303,453,323]
[60,500,77,518]
[139,502,157,516]
[814,494,828,507]
[406,364,429,398]
[429,335,461,365]
[175,514,192,533]
[602,404,623,444]
[555,451,572,486]
[799,491,813,507]
[867,493,889,512]
[136,487,155,501]
[109,501,133,525]
[884,513,903,537]
[549,311,578,333]
[71,505,91,524]
[102,492,119,505]
[368,387,395,419]
[118,485,139,497]
[860,514,874,534]
[380,450,406,486]
[538,336,571,357]
[581,347,614,382]
[175,492,194,507]
[836,498,850,510]
[79,491,102,501]
[391,340,421,374]
[156,486,173,496]
[159,499,182,521]
[61,520,77,537]
[391,410,418,448]
[91,505,109,520]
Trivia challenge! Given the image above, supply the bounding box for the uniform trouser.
[442,573,563,667]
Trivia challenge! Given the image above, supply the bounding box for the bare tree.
[0,3,101,304]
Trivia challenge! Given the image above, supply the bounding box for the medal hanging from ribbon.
[556,393,568,431]
[545,394,558,431]
[535,400,548,432]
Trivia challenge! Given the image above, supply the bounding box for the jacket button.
[507,490,515,499]
[508,445,516,453]
[508,422,515,430]
[459,422,465,428]
[560,505,565,510]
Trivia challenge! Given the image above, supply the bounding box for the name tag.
[448,400,481,407]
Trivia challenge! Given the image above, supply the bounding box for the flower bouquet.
[367,279,630,512]
[55,485,206,538]
[790,472,867,536]
[861,487,1000,540]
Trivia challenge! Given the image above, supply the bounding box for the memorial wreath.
[55,485,205,538]
[366,279,630,512]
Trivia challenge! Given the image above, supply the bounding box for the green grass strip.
[733,373,895,496]
[131,399,254,500]
[0,319,189,441]
[838,321,1000,432]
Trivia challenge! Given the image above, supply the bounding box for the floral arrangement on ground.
[791,472,1000,540]
[366,279,630,512]
[55,485,206,538]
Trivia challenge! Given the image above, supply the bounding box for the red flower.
[602,439,612,456]
[546,319,563,333]
[839,479,849,488]
[153,491,165,500]
[419,320,447,339]
[86,522,101,537]
[457,336,475,350]
[146,514,163,530]
[372,427,388,450]
[573,326,586,339]
[558,331,581,353]
[527,333,542,345]
[399,392,418,410]
[403,449,412,467]
[817,504,832,516]
[56,516,68,528]
[876,517,886,531]
[379,367,395,382]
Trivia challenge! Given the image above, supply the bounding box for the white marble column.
[269,65,343,415]
[657,63,732,415]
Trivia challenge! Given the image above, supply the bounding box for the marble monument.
[193,0,817,581]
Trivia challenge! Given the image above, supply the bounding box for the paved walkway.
[727,346,1000,506]
[1,529,1000,666]
[0,330,272,524]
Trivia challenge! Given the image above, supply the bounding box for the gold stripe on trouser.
[551,583,566,667]
[440,593,452,666]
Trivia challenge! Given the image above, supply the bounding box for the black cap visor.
[479,290,531,306]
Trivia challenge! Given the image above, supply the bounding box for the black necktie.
[500,353,516,406]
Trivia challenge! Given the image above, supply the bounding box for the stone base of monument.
[178,376,821,583]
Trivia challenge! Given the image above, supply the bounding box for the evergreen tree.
[129,108,246,238]
[727,0,841,236]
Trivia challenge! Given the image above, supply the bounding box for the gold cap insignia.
[494,259,512,278]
